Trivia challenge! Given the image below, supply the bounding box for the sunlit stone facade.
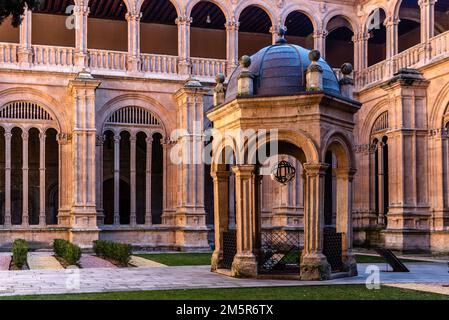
[0,0,448,253]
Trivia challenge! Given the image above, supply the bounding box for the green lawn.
[137,252,423,266]
[1,285,447,300]
[137,252,213,266]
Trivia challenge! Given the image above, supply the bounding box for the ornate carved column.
[126,11,142,74]
[176,16,192,75]
[18,8,32,67]
[313,29,328,58]
[300,163,331,281]
[377,141,386,225]
[130,134,137,226]
[57,133,73,227]
[68,71,101,245]
[352,30,370,71]
[74,1,89,68]
[419,0,436,62]
[95,134,105,225]
[22,131,29,227]
[384,16,399,77]
[39,131,46,226]
[226,20,239,75]
[210,170,230,271]
[145,136,153,226]
[113,134,121,226]
[4,129,11,227]
[231,165,259,278]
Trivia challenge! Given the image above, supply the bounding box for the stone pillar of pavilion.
[95,134,105,225]
[177,16,192,75]
[381,69,431,251]
[226,20,239,75]
[68,71,101,246]
[419,0,436,62]
[18,8,32,67]
[126,10,142,74]
[300,163,331,281]
[173,77,209,251]
[74,0,89,69]
[231,165,259,278]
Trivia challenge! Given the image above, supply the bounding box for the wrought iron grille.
[222,230,236,269]
[259,232,301,274]
[323,229,343,272]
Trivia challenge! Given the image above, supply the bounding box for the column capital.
[21,131,29,141]
[96,134,105,146]
[418,0,437,7]
[303,163,329,176]
[384,16,400,28]
[114,135,121,143]
[334,167,357,179]
[125,11,142,21]
[225,20,240,31]
[39,132,47,140]
[57,133,72,145]
[73,3,90,15]
[176,15,193,26]
[313,29,328,38]
[211,170,231,181]
[232,164,256,177]
[146,136,154,144]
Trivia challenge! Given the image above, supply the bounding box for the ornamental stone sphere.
[308,50,321,62]
[341,63,353,75]
[271,160,297,185]
[216,73,225,84]
[240,55,251,68]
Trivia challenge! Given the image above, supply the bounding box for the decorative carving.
[57,133,72,145]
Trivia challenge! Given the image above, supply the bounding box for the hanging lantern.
[271,160,296,185]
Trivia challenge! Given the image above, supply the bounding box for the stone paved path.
[27,252,63,270]
[79,255,117,269]
[129,256,166,268]
[386,283,449,296]
[0,254,11,271]
[0,263,447,297]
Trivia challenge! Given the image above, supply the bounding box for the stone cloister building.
[0,0,448,253]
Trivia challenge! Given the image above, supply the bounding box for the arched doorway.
[101,106,165,226]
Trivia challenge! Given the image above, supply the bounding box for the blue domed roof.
[225,43,341,103]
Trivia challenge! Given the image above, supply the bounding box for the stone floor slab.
[386,283,449,295]
[27,253,63,270]
[79,255,117,269]
[0,254,11,271]
[129,256,166,268]
[0,263,447,297]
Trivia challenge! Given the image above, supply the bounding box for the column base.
[300,253,331,280]
[211,250,223,271]
[342,252,358,276]
[231,253,258,278]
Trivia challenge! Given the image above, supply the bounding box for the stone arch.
[430,80,449,129]
[234,0,277,27]
[322,131,355,170]
[360,99,390,144]
[0,87,67,133]
[323,12,358,34]
[362,6,389,34]
[136,0,181,17]
[245,129,320,166]
[280,4,318,32]
[185,0,231,22]
[97,94,173,136]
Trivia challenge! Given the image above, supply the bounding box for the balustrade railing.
[393,44,423,73]
[430,30,449,59]
[32,45,75,67]
[141,53,178,74]
[88,49,127,71]
[191,57,227,78]
[0,43,19,64]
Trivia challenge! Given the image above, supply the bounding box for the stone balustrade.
[141,53,178,74]
[88,49,127,72]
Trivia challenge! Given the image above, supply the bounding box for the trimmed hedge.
[53,239,81,265]
[93,240,131,266]
[12,239,28,269]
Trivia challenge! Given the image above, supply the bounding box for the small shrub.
[53,239,81,265]
[93,240,131,266]
[12,239,28,269]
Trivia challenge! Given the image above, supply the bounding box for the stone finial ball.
[239,55,251,68]
[215,73,225,84]
[308,50,321,62]
[341,63,353,75]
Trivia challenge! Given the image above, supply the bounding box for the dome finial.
[276,26,288,45]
